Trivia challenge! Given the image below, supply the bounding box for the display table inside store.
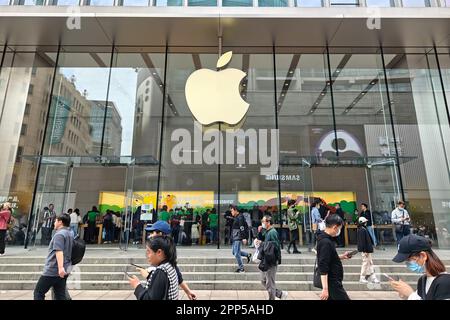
[81,223,103,245]
[273,224,303,246]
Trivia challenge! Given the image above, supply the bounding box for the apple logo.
[185,51,250,126]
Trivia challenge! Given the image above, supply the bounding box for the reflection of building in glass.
[89,100,122,156]
[132,68,163,158]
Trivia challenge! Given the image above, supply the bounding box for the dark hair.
[288,199,296,206]
[325,214,344,228]
[361,203,368,209]
[146,235,177,267]
[263,214,273,225]
[56,214,71,227]
[312,200,321,207]
[229,204,238,211]
[162,205,168,211]
[74,208,80,215]
[398,200,405,205]
[410,249,446,277]
[67,208,73,213]
[92,206,98,212]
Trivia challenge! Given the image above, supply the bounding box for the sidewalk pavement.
[0,290,401,300]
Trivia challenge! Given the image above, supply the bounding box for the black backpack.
[71,236,86,265]
[257,241,279,272]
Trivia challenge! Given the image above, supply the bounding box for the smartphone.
[347,250,359,257]
[124,271,134,278]
[130,263,145,269]
[382,273,398,281]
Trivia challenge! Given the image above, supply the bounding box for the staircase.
[2,247,448,291]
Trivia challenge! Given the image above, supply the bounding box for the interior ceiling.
[0,7,449,48]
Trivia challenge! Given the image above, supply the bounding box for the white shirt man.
[391,203,410,226]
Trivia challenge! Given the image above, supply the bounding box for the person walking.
[357,217,379,284]
[208,209,218,245]
[390,234,450,300]
[137,221,197,300]
[224,209,233,245]
[0,202,12,256]
[391,200,411,244]
[230,205,251,273]
[360,203,377,247]
[127,235,179,300]
[286,200,300,254]
[255,214,288,300]
[317,214,353,300]
[33,214,73,300]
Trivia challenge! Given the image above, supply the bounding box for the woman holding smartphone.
[390,234,450,300]
[127,235,179,300]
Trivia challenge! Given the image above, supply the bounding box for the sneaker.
[246,254,252,263]
[369,274,380,284]
[292,250,301,254]
[312,248,317,255]
[359,276,369,284]
[286,248,291,254]
[235,268,245,273]
[280,291,288,300]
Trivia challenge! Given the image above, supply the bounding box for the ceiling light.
[336,70,340,73]
[284,83,289,86]
[289,70,294,74]
[321,93,325,96]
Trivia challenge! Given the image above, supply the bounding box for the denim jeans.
[366,226,377,246]
[232,240,249,270]
[70,224,78,238]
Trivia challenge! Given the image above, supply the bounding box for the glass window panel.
[296,0,323,6]
[0,50,57,246]
[87,0,115,5]
[277,50,337,248]
[50,0,80,5]
[223,0,252,6]
[0,0,10,5]
[159,49,218,246]
[384,49,450,248]
[402,0,430,6]
[20,0,45,4]
[121,0,149,4]
[188,0,217,5]
[330,0,360,6]
[366,0,393,6]
[218,48,280,246]
[258,0,289,6]
[154,0,183,5]
[329,50,400,245]
[43,49,112,157]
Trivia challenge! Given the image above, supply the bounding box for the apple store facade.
[0,5,450,249]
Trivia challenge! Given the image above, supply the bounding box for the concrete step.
[0,263,430,273]
[2,256,448,266]
[0,280,414,291]
[0,271,421,282]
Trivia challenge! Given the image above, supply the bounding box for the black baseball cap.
[392,234,432,263]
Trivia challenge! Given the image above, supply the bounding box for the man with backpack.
[255,214,288,300]
[230,205,251,273]
[34,214,74,300]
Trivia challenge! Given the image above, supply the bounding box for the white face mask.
[262,222,267,229]
[335,227,341,237]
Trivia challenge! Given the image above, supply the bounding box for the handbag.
[395,210,405,233]
[313,258,322,289]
